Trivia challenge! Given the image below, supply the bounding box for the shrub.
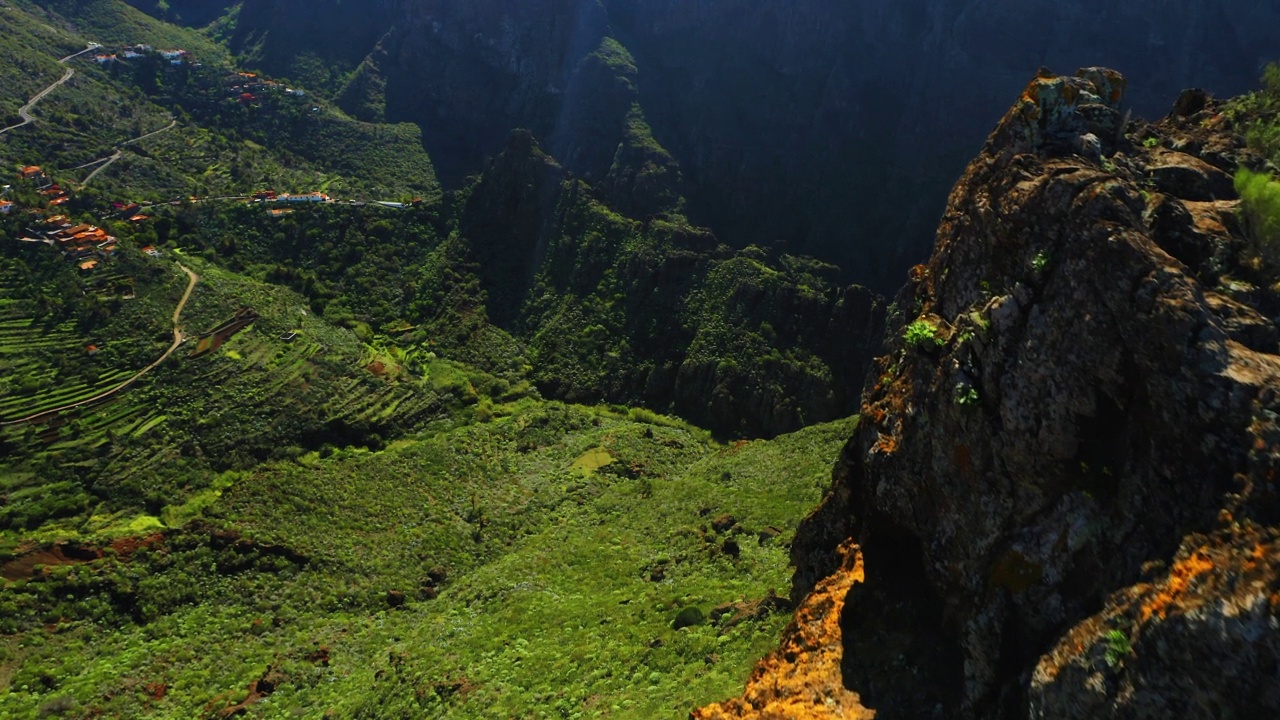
[1235,169,1280,267]
[671,606,705,630]
[954,384,980,407]
[903,320,938,348]
[1104,629,1132,667]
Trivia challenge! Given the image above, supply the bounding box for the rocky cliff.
[443,129,884,438]
[697,69,1280,719]
[181,0,1280,293]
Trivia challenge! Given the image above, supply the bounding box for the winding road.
[0,68,74,136]
[80,119,178,186]
[0,263,200,426]
[0,43,97,136]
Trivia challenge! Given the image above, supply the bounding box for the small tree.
[1236,168,1280,268]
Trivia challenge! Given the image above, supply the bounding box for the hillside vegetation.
[1,388,855,718]
[0,0,436,201]
[0,3,872,718]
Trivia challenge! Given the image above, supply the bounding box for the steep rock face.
[193,0,1280,292]
[700,70,1280,718]
[451,131,884,438]
[607,0,1280,283]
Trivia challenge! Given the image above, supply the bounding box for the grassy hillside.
[0,0,436,202]
[13,0,230,58]
[0,4,873,718]
[0,5,80,120]
[0,396,854,718]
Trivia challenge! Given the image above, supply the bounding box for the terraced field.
[0,287,136,424]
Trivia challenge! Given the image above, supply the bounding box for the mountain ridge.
[129,0,1280,292]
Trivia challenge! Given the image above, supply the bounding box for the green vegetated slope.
[164,136,881,439]
[0,397,855,718]
[0,0,436,201]
[12,0,229,58]
[0,3,874,717]
[0,6,80,120]
[0,207,859,717]
[0,197,517,533]
[2,0,878,439]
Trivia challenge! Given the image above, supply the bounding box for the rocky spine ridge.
[697,68,1280,719]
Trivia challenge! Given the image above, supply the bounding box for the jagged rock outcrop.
[693,541,875,720]
[699,69,1280,718]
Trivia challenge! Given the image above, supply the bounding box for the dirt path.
[0,263,200,426]
[122,118,177,146]
[58,44,101,64]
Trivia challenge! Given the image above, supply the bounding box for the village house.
[20,166,50,188]
[0,201,13,215]
[277,192,330,204]
[47,224,117,258]
[94,54,118,65]
[159,49,191,66]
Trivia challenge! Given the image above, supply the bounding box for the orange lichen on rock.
[1138,548,1215,623]
[692,541,875,720]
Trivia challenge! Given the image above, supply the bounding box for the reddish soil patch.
[432,676,477,701]
[111,533,165,557]
[366,360,388,377]
[2,534,166,581]
[306,646,331,666]
[211,667,285,718]
[2,543,103,581]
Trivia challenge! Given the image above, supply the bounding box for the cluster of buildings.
[7,167,156,272]
[17,165,70,207]
[226,71,306,105]
[95,45,194,67]
[112,201,150,223]
[21,216,119,271]
[252,190,331,216]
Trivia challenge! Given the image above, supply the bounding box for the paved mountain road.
[0,68,75,136]
[0,43,98,135]
[80,119,178,186]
